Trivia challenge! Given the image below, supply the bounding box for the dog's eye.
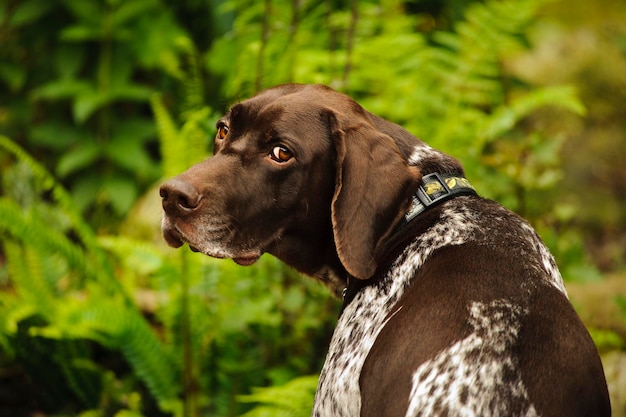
[269,145,293,163]
[217,124,229,140]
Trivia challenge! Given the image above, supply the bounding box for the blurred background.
[1,0,625,416]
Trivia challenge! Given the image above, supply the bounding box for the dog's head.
[160,84,429,289]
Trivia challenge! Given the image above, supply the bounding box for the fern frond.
[425,0,541,110]
[238,375,318,417]
[151,93,185,179]
[179,106,211,163]
[176,36,205,115]
[0,198,89,282]
[2,241,57,314]
[98,235,166,276]
[151,47,211,181]
[56,346,102,407]
[481,85,586,142]
[32,296,180,408]
[0,137,123,295]
[119,306,179,406]
[0,135,95,248]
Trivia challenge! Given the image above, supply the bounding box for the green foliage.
[1,0,625,415]
[205,0,596,281]
[589,328,626,354]
[238,375,319,417]
[0,0,188,230]
[0,81,335,416]
[0,137,179,414]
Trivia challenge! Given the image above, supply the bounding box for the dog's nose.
[160,178,203,215]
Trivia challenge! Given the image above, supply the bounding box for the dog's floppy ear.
[329,110,421,280]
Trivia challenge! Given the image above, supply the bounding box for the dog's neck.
[339,171,477,310]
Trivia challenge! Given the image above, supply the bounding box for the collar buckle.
[415,172,451,206]
[405,172,477,223]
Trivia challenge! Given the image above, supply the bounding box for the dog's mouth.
[232,255,261,266]
[190,244,260,265]
[163,227,185,248]
[162,221,262,266]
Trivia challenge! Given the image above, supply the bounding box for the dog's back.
[314,195,610,416]
[315,197,609,417]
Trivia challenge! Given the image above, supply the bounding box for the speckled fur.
[312,144,568,417]
[405,300,537,417]
[314,202,481,416]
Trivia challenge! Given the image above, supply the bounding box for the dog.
[160,83,611,416]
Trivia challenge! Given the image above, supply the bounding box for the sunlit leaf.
[56,142,100,178]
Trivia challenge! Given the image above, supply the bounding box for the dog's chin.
[198,247,261,266]
[162,223,263,266]
[186,239,261,266]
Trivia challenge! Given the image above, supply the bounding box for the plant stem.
[256,0,272,92]
[181,250,199,417]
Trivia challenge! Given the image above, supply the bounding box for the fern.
[0,137,124,295]
[151,93,187,179]
[0,135,95,251]
[0,136,181,413]
[0,198,89,282]
[344,0,586,217]
[2,242,56,315]
[31,294,180,407]
[151,94,212,179]
[0,241,103,408]
[481,85,586,143]
[149,42,221,415]
[151,37,213,180]
[417,0,544,145]
[238,375,319,417]
[56,346,103,407]
[176,36,206,116]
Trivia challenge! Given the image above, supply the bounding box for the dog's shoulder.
[358,197,593,417]
[394,195,566,296]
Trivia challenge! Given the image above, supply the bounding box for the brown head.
[160,84,426,292]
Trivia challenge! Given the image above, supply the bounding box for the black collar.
[340,172,477,310]
[403,172,477,223]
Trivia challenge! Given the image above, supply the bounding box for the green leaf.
[72,91,109,124]
[32,79,92,100]
[481,85,586,142]
[150,94,182,178]
[70,174,100,213]
[588,328,625,352]
[0,198,90,281]
[512,84,587,117]
[114,411,144,417]
[98,236,164,275]
[0,63,26,92]
[62,0,102,26]
[110,84,154,102]
[8,0,55,26]
[30,122,88,149]
[111,0,158,28]
[0,135,100,251]
[55,44,86,79]
[60,25,103,42]
[104,134,155,175]
[111,118,156,143]
[102,177,138,215]
[56,142,100,178]
[32,296,179,403]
